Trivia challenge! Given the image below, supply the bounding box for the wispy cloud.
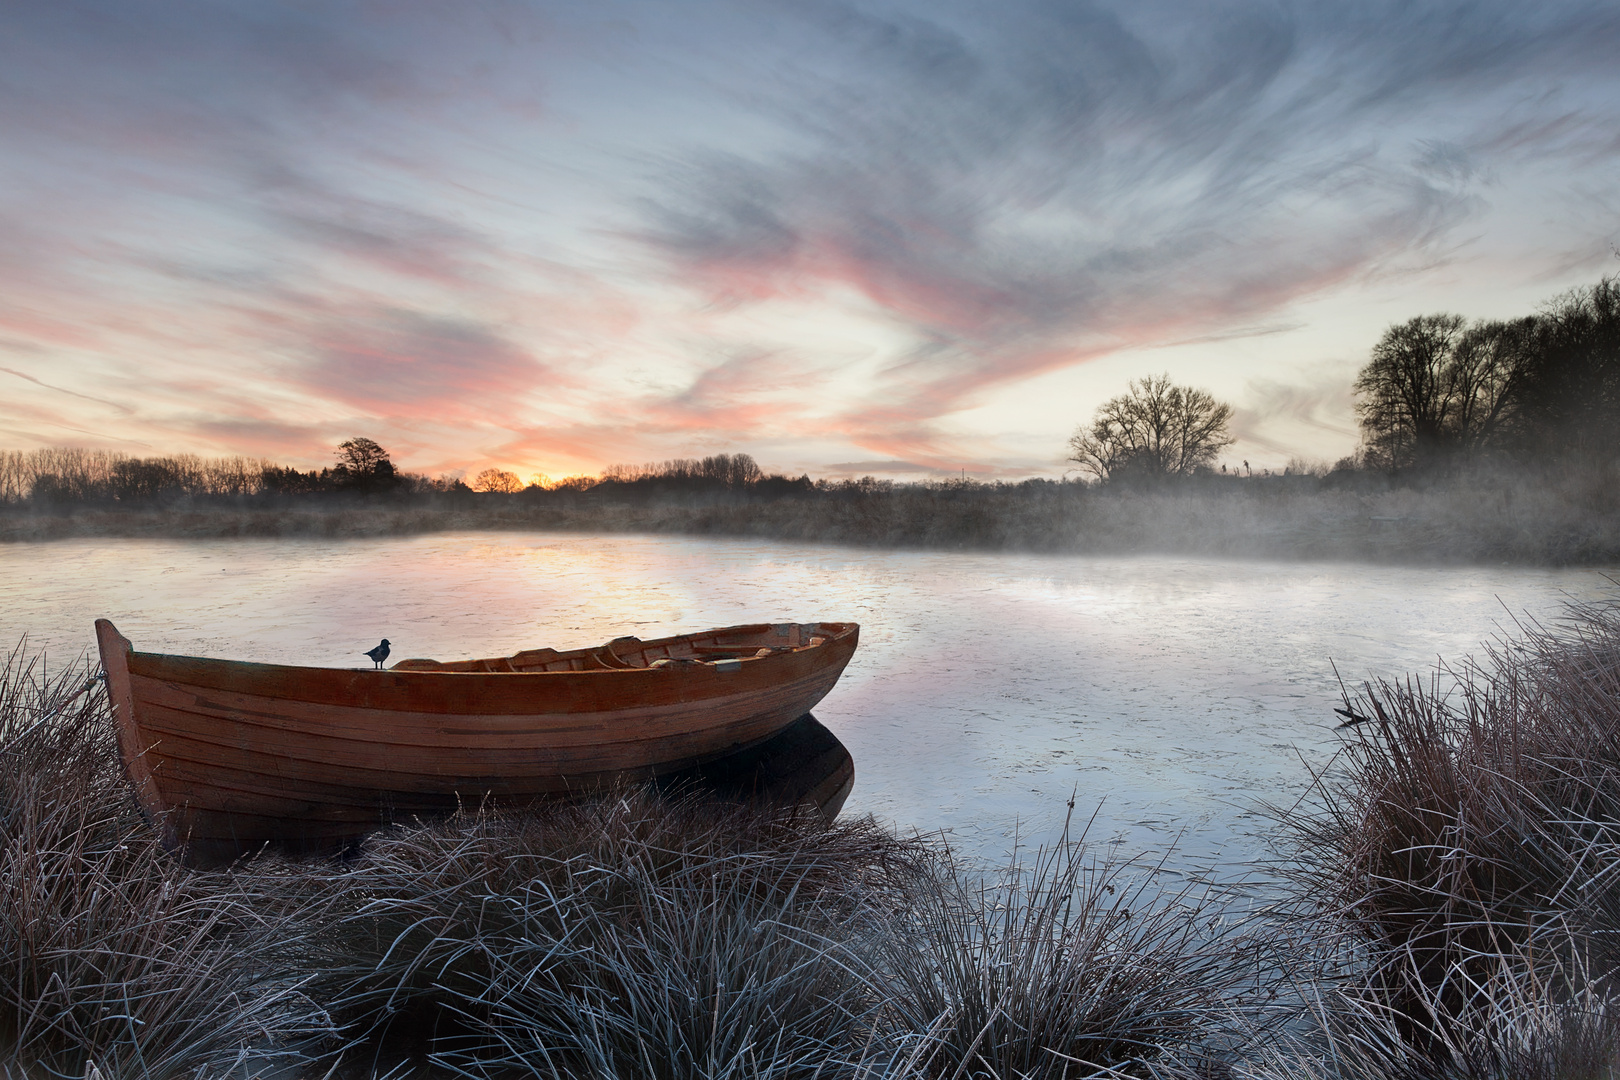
[637,0,1620,461]
[1230,370,1361,462]
[292,310,550,421]
[0,367,132,415]
[1,0,1617,474]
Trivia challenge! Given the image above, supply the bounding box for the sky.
[3,0,1618,481]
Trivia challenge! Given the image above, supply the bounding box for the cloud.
[264,194,499,291]
[823,458,945,475]
[4,0,1618,476]
[1230,369,1361,461]
[293,310,548,422]
[636,0,1620,459]
[179,417,330,459]
[0,367,132,415]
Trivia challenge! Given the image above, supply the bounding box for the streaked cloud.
[293,311,549,421]
[0,0,1616,475]
[636,0,1620,466]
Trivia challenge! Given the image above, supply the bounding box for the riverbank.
[3,465,1618,564]
[3,601,1618,1077]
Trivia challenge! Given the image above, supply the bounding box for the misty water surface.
[4,532,1615,879]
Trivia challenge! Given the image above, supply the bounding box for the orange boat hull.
[96,619,859,862]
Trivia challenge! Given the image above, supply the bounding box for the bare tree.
[1354,315,1469,469]
[700,453,761,488]
[1353,314,1538,469]
[472,468,524,493]
[1513,276,1620,459]
[1067,374,1234,482]
[336,437,391,475]
[600,453,763,489]
[1445,318,1535,454]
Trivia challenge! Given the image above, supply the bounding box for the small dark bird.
[364,639,391,669]
[1334,706,1374,728]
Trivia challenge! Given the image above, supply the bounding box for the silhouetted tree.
[261,465,323,495]
[1443,318,1536,455]
[1511,276,1620,461]
[1352,312,1564,470]
[699,453,762,488]
[472,468,523,493]
[1352,314,1537,470]
[336,437,390,474]
[600,453,763,492]
[109,457,187,501]
[1067,374,1234,482]
[1352,277,1620,470]
[1354,314,1467,470]
[332,437,396,492]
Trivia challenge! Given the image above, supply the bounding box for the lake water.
[3,532,1614,880]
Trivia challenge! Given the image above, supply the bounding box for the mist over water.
[4,532,1614,878]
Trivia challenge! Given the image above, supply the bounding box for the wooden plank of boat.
[96,618,859,863]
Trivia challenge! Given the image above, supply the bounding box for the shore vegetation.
[3,595,1619,1077]
[1,455,1616,565]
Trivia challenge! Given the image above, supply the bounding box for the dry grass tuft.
[1273,598,1620,1069]
[1235,961,1620,1080]
[0,644,333,1079]
[298,792,928,1078]
[864,809,1279,1080]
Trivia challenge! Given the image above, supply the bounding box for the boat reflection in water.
[656,712,854,820]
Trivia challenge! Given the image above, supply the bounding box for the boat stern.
[95,619,180,849]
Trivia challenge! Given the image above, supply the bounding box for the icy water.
[3,532,1615,879]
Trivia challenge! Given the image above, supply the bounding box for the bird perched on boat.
[364,639,391,669]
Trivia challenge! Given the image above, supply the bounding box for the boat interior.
[390,622,851,673]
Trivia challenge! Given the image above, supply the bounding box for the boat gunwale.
[123,620,856,679]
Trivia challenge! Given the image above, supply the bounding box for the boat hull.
[96,619,859,862]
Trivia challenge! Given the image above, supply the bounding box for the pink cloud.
[293,310,549,422]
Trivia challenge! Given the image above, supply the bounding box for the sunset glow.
[4,1,1618,479]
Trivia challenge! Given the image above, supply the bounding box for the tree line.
[0,441,821,508]
[1353,276,1618,470]
[0,448,271,504]
[0,439,446,506]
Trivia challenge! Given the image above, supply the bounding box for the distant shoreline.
[4,477,1617,566]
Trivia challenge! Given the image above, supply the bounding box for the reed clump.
[865,816,1274,1080]
[300,804,1271,1079]
[1235,971,1620,1080]
[1272,599,1620,1076]
[299,794,929,1078]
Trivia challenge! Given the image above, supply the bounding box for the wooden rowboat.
[95,619,859,863]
